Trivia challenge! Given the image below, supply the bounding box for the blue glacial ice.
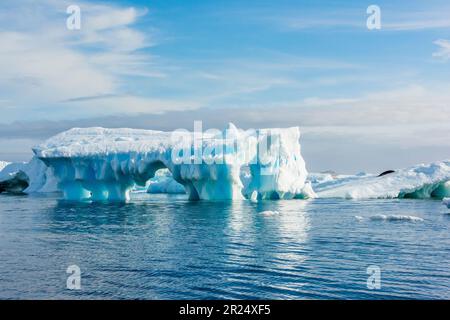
[32,124,314,201]
[147,169,185,194]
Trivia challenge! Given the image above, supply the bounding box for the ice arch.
[33,125,314,202]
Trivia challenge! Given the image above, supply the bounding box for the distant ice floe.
[354,215,423,222]
[369,215,424,222]
[310,161,450,200]
[443,198,450,209]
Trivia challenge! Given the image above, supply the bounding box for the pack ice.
[312,160,450,199]
[33,124,313,201]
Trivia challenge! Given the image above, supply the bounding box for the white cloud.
[433,39,450,60]
[259,5,450,32]
[293,85,450,126]
[0,31,115,102]
[0,0,189,122]
[84,6,142,31]
[68,5,151,52]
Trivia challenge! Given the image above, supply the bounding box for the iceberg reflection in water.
[0,193,449,299]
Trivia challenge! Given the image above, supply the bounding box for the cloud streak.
[433,39,450,60]
[259,4,450,32]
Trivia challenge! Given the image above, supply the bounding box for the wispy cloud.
[433,39,450,60]
[2,84,449,136]
[0,0,187,122]
[261,5,450,32]
[384,19,450,31]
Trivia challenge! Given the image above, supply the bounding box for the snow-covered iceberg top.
[33,124,313,201]
[313,160,450,199]
[34,127,177,158]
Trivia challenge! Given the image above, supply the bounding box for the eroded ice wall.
[33,125,312,201]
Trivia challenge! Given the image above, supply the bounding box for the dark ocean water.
[0,193,449,299]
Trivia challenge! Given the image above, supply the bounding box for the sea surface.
[0,193,449,299]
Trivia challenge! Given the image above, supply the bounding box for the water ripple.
[0,194,449,299]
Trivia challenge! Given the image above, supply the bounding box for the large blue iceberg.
[33,124,314,201]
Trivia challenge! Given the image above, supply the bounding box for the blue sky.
[0,0,449,172]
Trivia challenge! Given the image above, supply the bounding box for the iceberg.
[33,124,313,202]
[0,157,57,194]
[443,198,450,209]
[313,160,450,199]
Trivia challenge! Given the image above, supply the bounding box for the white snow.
[313,161,450,199]
[309,172,371,190]
[33,124,312,201]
